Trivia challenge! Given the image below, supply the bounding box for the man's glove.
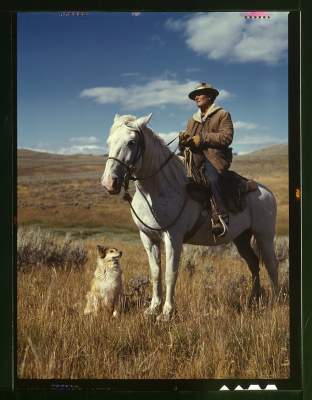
[189,134,202,148]
[179,132,203,151]
[179,131,191,147]
[185,134,202,151]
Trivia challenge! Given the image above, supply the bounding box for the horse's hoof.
[156,312,172,322]
[144,306,160,318]
[248,296,260,309]
[248,286,265,308]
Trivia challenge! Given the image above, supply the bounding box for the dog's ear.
[96,245,107,258]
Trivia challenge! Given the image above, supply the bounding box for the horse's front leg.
[139,231,162,316]
[157,232,183,321]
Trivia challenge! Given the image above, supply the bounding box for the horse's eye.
[128,140,136,147]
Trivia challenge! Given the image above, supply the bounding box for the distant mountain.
[17,149,106,161]
[236,144,288,159]
[18,149,67,159]
[18,144,288,160]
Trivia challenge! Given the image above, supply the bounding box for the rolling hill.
[17,144,289,236]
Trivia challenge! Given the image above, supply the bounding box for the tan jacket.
[185,103,234,172]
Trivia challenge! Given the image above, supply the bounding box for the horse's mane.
[144,126,167,149]
[142,127,186,185]
[108,114,168,149]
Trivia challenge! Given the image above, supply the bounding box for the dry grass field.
[17,145,289,379]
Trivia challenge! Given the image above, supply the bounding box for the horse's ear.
[114,113,120,122]
[135,113,153,129]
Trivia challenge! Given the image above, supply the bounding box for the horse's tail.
[250,234,263,267]
[252,227,279,295]
[251,233,263,268]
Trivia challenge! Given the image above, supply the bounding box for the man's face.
[194,93,211,109]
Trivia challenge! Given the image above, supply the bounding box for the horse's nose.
[102,176,119,194]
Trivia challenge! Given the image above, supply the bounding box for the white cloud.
[56,144,106,155]
[69,136,99,144]
[233,133,284,146]
[166,12,288,64]
[161,70,178,80]
[151,34,166,46]
[165,17,185,32]
[80,87,128,104]
[233,120,285,148]
[80,79,232,110]
[233,120,258,130]
[232,129,287,154]
[157,131,180,150]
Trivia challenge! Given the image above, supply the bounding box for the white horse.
[102,113,278,321]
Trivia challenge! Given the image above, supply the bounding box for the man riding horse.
[179,82,234,238]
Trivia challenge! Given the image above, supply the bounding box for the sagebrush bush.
[17,226,88,269]
[274,236,289,264]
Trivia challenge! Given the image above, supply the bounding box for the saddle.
[186,170,258,214]
[220,170,258,213]
[185,179,212,204]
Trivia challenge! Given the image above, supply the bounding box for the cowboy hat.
[188,82,219,100]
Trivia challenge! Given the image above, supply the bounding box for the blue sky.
[17,11,289,155]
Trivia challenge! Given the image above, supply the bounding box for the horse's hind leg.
[234,229,261,303]
[255,234,278,296]
[139,231,162,316]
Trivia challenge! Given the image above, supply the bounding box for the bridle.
[107,125,146,183]
[106,126,187,232]
[107,126,178,184]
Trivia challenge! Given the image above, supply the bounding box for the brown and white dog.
[84,245,123,317]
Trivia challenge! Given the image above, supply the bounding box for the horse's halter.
[107,124,178,185]
[107,125,146,184]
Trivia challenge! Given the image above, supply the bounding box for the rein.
[132,145,178,182]
[125,185,189,232]
[107,129,186,232]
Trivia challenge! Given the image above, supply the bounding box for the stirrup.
[211,214,229,238]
